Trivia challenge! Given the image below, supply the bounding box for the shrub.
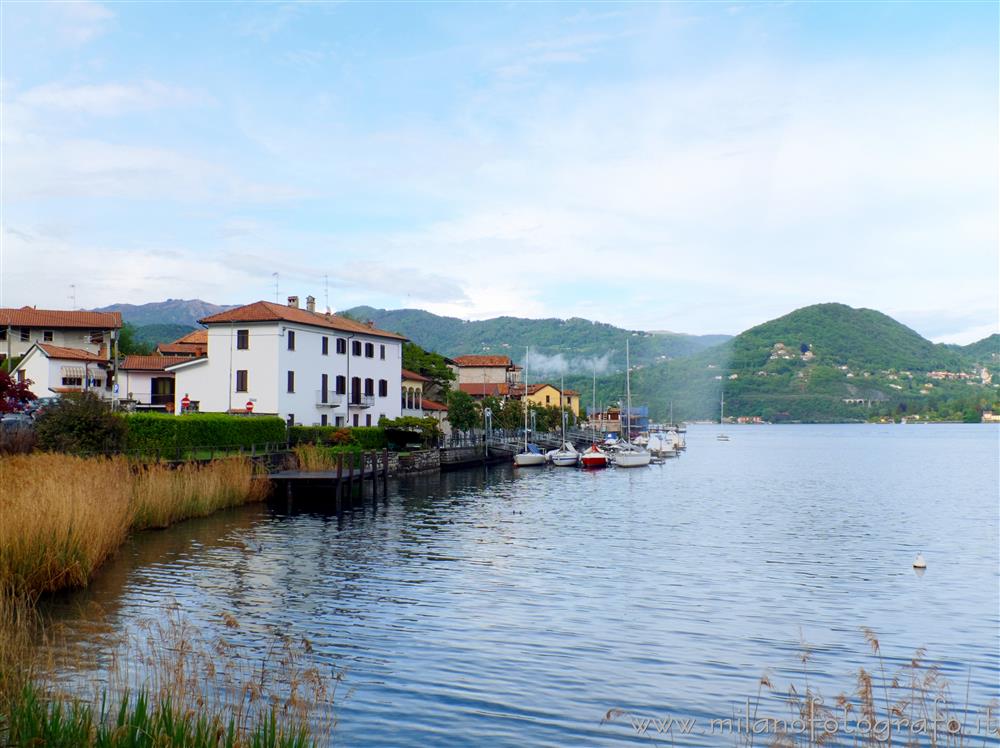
[378,415,441,447]
[124,413,286,456]
[349,426,386,450]
[288,426,352,446]
[33,393,127,455]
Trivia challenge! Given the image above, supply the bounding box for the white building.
[1,307,121,363]
[119,355,176,410]
[168,297,406,426]
[13,343,112,398]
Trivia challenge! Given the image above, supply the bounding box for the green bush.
[288,425,386,450]
[124,413,286,455]
[349,426,386,450]
[34,393,127,455]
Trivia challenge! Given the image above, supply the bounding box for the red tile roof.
[156,342,206,356]
[199,301,405,340]
[563,389,580,396]
[458,383,509,397]
[452,355,514,368]
[0,307,121,329]
[36,344,106,362]
[507,383,553,397]
[121,355,173,371]
[175,329,207,345]
[401,368,431,382]
[421,398,447,411]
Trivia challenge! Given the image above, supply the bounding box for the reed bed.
[0,454,269,597]
[292,445,361,473]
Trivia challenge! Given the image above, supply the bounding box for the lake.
[45,425,1000,746]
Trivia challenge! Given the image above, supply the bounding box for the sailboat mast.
[523,346,529,450]
[592,362,597,444]
[625,338,631,444]
[560,374,566,444]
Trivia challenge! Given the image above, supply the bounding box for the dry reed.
[0,454,269,597]
[293,444,360,472]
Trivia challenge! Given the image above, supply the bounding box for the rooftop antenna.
[69,284,77,310]
[272,272,279,303]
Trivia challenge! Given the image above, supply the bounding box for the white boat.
[647,431,678,458]
[514,346,546,466]
[717,392,729,441]
[549,376,579,467]
[613,339,651,468]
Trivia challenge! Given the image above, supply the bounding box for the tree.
[446,390,478,433]
[402,342,455,393]
[34,392,127,454]
[0,370,36,413]
[118,323,153,355]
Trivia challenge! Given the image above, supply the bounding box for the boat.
[514,347,546,467]
[580,364,608,469]
[717,391,729,441]
[646,430,678,458]
[613,339,651,468]
[548,375,579,467]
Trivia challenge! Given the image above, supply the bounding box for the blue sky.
[2,1,997,342]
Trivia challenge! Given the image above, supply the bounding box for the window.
[236,329,249,350]
[364,378,374,396]
[379,344,385,360]
[321,336,329,355]
[89,330,103,344]
[321,373,328,403]
[352,340,362,356]
[351,377,361,404]
[365,414,371,426]
[43,330,53,342]
[401,391,407,408]
[352,414,359,427]
[236,370,248,392]
[336,338,347,354]
[335,375,346,395]
[287,330,296,351]
[378,379,387,397]
[321,414,328,426]
[545,395,551,404]
[335,416,344,427]
[62,376,82,386]
[20,328,30,342]
[364,342,374,358]
[287,370,295,393]
[0,329,6,342]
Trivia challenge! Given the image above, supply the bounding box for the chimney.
[305,295,316,313]
[365,319,375,328]
[287,295,299,309]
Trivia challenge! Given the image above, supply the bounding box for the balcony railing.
[349,394,375,408]
[316,390,344,408]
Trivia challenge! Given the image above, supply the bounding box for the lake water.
[46,425,999,746]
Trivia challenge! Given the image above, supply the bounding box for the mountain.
[92,299,233,328]
[583,303,998,423]
[957,333,1000,365]
[340,306,731,367]
[130,323,196,348]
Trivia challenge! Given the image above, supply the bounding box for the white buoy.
[913,552,927,569]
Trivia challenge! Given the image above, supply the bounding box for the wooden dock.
[268,449,390,512]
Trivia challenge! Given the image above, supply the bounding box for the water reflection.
[43,426,1000,747]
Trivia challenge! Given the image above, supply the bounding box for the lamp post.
[483,407,492,458]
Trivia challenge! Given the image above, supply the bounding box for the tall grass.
[292,445,361,472]
[0,454,269,597]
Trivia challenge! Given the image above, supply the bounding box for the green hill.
[580,304,997,423]
[132,323,196,348]
[958,333,1000,364]
[340,306,730,366]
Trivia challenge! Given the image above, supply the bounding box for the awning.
[61,366,85,378]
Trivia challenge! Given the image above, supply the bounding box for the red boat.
[580,444,608,469]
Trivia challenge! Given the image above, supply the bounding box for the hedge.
[124,413,287,455]
[288,425,387,450]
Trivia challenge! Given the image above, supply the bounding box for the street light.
[483,407,493,458]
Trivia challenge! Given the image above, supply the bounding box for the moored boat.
[580,444,608,469]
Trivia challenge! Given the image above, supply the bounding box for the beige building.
[452,355,521,387]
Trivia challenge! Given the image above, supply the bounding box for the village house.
[119,355,176,410]
[452,355,521,387]
[1,307,122,363]
[156,330,207,357]
[507,382,580,417]
[401,368,450,436]
[167,296,405,426]
[13,343,113,399]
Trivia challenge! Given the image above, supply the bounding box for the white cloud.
[18,81,205,116]
[47,0,115,45]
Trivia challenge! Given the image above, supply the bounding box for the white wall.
[17,348,111,399]
[2,328,110,359]
[172,320,402,425]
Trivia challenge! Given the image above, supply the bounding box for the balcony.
[349,394,375,409]
[316,390,344,408]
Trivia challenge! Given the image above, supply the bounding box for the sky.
[1,1,997,344]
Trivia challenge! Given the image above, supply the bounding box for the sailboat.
[717,391,730,441]
[581,363,608,469]
[549,375,580,467]
[514,347,546,467]
[613,339,651,468]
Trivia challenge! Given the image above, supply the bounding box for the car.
[25,396,58,418]
[1,413,34,429]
